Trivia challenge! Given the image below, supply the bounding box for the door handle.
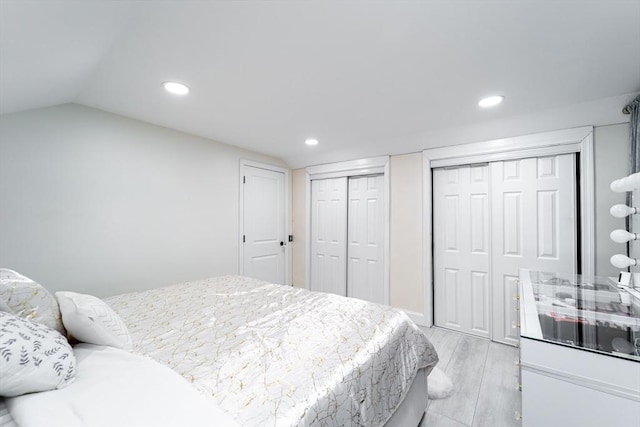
[280,241,284,246]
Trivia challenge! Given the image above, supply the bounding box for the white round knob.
[610,173,640,192]
[610,254,638,269]
[611,179,625,192]
[610,204,637,218]
[610,229,637,243]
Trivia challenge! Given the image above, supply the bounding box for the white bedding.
[0,398,17,427]
[5,344,239,427]
[106,275,438,427]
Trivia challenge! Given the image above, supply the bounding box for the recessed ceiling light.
[478,95,504,108]
[163,81,190,95]
[305,138,319,146]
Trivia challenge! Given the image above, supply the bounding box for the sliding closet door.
[310,178,348,296]
[347,175,385,304]
[491,154,577,345]
[310,174,386,303]
[433,155,577,344]
[433,165,491,338]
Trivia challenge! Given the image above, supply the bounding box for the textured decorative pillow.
[0,311,75,397]
[0,268,65,335]
[56,292,132,350]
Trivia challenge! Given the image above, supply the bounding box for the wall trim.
[239,159,291,285]
[304,156,390,306]
[423,126,595,328]
[304,170,311,290]
[403,310,429,327]
[306,156,389,180]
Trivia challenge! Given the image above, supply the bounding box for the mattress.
[106,275,438,427]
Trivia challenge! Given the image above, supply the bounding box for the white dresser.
[518,269,640,427]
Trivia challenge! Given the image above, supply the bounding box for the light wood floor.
[419,327,522,427]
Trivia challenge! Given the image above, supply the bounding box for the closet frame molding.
[304,156,391,306]
[423,126,595,327]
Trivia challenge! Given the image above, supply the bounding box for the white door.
[491,155,576,345]
[433,165,491,338]
[242,165,286,284]
[432,154,577,344]
[310,177,348,296]
[347,175,385,304]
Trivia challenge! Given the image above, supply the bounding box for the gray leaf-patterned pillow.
[0,311,75,397]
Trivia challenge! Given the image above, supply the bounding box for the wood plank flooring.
[419,327,521,427]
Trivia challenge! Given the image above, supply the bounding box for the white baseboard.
[403,310,431,327]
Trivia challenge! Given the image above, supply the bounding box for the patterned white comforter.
[106,275,438,427]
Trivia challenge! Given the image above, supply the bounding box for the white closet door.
[433,165,491,338]
[347,175,385,304]
[491,154,577,345]
[242,166,285,284]
[310,178,348,296]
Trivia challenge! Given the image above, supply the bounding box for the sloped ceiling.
[1,0,639,167]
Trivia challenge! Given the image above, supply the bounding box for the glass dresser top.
[520,270,640,361]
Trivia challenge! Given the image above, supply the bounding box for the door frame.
[239,159,291,285]
[423,126,595,327]
[304,156,391,305]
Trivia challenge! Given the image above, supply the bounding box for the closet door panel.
[468,164,491,337]
[434,165,490,338]
[434,166,465,333]
[471,271,490,335]
[347,175,384,304]
[491,154,576,345]
[310,178,347,296]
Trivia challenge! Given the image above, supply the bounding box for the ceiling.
[1,1,639,168]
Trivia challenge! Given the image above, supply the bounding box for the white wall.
[389,153,424,314]
[0,104,287,297]
[593,124,630,277]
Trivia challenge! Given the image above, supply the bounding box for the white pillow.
[0,268,65,335]
[6,344,241,427]
[0,311,75,397]
[56,292,132,350]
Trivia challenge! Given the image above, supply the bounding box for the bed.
[1,274,438,426]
